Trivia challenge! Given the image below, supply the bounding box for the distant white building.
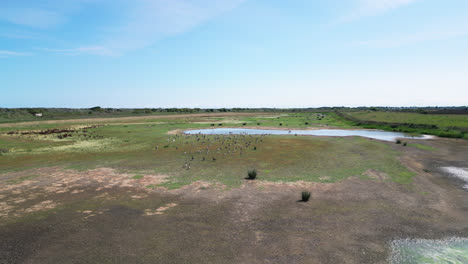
[35,113,43,117]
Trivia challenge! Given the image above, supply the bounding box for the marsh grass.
[301,191,311,202]
[247,169,257,180]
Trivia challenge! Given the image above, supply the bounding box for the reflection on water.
[184,128,431,142]
[390,237,468,264]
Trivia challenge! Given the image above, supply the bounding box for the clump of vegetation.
[403,142,407,146]
[218,123,223,126]
[304,122,309,125]
[242,123,247,126]
[396,139,401,144]
[279,123,283,126]
[301,191,311,202]
[210,124,215,126]
[257,122,261,125]
[247,169,257,180]
[132,175,144,180]
[253,146,257,150]
[0,148,9,155]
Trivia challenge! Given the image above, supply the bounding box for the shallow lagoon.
[184,128,431,142]
[390,237,468,264]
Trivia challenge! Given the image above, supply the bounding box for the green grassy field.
[346,111,468,128]
[0,113,415,188]
[340,111,468,139]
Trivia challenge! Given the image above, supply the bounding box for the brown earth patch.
[0,112,273,128]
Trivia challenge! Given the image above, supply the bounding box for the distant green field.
[339,111,468,139]
[0,113,415,188]
[346,111,468,128]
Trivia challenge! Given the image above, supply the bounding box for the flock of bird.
[156,133,268,170]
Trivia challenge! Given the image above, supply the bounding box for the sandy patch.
[0,167,169,219]
[23,200,58,214]
[145,203,178,216]
[0,112,273,128]
[363,169,389,181]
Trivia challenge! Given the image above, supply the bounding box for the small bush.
[403,142,407,146]
[304,122,309,125]
[301,191,311,202]
[279,123,283,126]
[396,139,401,144]
[253,146,257,150]
[247,169,257,180]
[242,123,247,126]
[132,175,144,180]
[257,122,261,125]
[210,124,215,126]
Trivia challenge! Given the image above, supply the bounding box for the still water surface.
[184,128,431,142]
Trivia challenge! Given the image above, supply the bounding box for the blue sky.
[1,0,467,108]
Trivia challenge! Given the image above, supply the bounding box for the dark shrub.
[242,123,247,126]
[305,122,309,125]
[257,122,261,125]
[253,146,257,150]
[279,123,283,126]
[247,169,257,180]
[211,124,215,126]
[396,139,401,144]
[301,191,311,202]
[403,142,407,146]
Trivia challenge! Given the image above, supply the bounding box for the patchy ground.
[1,113,467,263]
[0,136,467,263]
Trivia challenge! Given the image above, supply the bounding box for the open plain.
[1,112,467,263]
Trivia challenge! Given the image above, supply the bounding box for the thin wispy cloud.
[1,0,246,56]
[0,50,31,58]
[337,0,419,23]
[40,46,116,56]
[75,0,247,55]
[348,30,468,48]
[0,7,65,29]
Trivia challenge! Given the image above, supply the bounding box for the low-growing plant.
[253,146,257,150]
[403,142,407,146]
[301,191,311,202]
[257,122,261,125]
[396,139,401,144]
[132,175,144,179]
[247,169,257,180]
[242,123,247,126]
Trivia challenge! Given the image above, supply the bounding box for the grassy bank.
[336,111,468,139]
